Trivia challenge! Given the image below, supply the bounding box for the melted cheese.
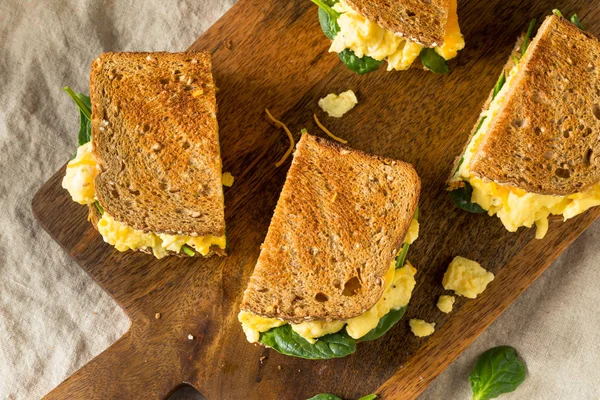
[329,0,463,71]
[318,90,358,118]
[409,319,435,337]
[436,295,455,314]
[456,60,600,239]
[64,143,226,258]
[442,256,494,299]
[238,217,419,344]
[62,142,99,204]
[97,213,226,259]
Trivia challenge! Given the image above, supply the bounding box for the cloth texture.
[0,1,598,399]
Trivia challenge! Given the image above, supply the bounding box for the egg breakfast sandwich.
[448,12,600,239]
[311,0,464,74]
[238,133,420,359]
[62,51,227,259]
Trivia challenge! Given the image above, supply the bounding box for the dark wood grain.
[33,0,600,399]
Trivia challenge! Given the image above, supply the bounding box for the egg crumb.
[436,295,455,314]
[409,319,435,337]
[222,172,235,187]
[318,90,358,118]
[443,256,494,299]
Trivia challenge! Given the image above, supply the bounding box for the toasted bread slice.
[345,0,449,47]
[89,52,225,237]
[470,16,600,195]
[241,134,420,323]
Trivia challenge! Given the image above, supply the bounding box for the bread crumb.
[259,356,266,363]
[222,172,235,187]
[188,334,195,340]
[225,40,233,50]
[155,312,161,319]
[277,365,282,370]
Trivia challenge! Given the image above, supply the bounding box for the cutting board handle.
[42,330,180,400]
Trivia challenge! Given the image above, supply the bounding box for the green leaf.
[357,395,377,400]
[396,242,410,269]
[338,49,383,74]
[317,4,340,40]
[63,87,92,146]
[570,14,584,30]
[419,48,449,74]
[469,346,526,400]
[259,324,356,360]
[94,201,104,215]
[181,244,196,257]
[521,19,537,57]
[307,395,342,400]
[358,306,406,342]
[552,9,563,17]
[492,71,505,100]
[449,182,486,213]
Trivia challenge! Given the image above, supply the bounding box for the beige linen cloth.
[1,1,599,399]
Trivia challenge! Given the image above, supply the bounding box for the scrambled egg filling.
[221,172,235,187]
[329,0,464,71]
[238,218,419,344]
[456,59,600,239]
[318,90,358,118]
[63,143,226,258]
[62,142,99,204]
[409,319,435,337]
[442,256,494,299]
[436,295,455,314]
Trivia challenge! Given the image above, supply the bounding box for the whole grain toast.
[447,35,524,190]
[345,0,450,47]
[470,16,600,195]
[90,52,225,236]
[240,134,421,323]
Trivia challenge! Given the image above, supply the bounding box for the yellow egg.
[442,256,494,299]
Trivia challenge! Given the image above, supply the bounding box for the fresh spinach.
[338,49,383,74]
[307,395,342,400]
[570,14,584,30]
[94,201,104,215]
[307,394,376,400]
[552,9,563,17]
[395,242,410,269]
[449,182,486,213]
[520,19,537,57]
[181,244,196,257]
[419,48,449,74]
[358,306,406,342]
[492,72,505,100]
[315,0,340,40]
[259,324,356,359]
[469,346,526,400]
[63,87,92,146]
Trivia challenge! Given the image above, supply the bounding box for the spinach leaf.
[570,14,584,30]
[259,324,356,359]
[358,395,377,400]
[307,395,342,400]
[94,201,104,215]
[396,242,410,269]
[358,306,406,342]
[492,72,505,100]
[552,9,563,17]
[469,346,526,400]
[315,0,340,40]
[181,244,196,257]
[63,87,92,146]
[521,19,537,57]
[419,48,449,74]
[338,49,383,74]
[449,182,486,213]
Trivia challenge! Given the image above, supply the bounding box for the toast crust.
[470,16,600,195]
[345,0,450,47]
[241,134,421,323]
[90,52,225,236]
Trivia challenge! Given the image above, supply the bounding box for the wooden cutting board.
[33,0,600,399]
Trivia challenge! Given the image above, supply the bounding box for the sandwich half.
[448,13,600,239]
[62,52,227,258]
[239,133,420,359]
[311,0,464,74]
